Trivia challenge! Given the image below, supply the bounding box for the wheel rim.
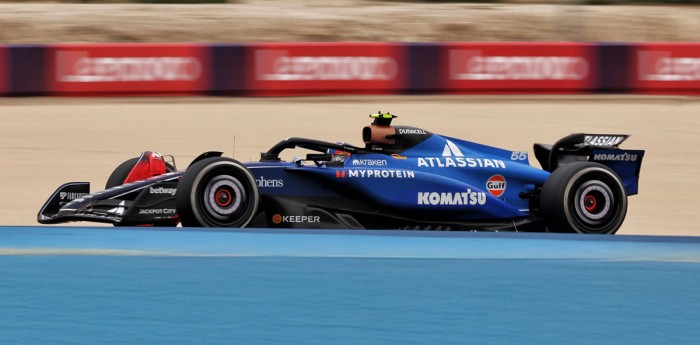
[202,175,246,221]
[573,180,614,227]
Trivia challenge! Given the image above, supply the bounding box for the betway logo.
[418,190,487,206]
[638,51,700,81]
[56,51,202,82]
[256,50,398,81]
[449,50,589,81]
[149,187,176,195]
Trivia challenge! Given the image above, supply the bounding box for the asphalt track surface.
[1,95,699,235]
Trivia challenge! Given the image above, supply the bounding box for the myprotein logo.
[336,169,415,179]
[449,50,589,81]
[418,190,487,206]
[256,50,398,81]
[638,50,700,81]
[56,51,202,82]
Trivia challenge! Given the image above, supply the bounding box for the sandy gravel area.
[1,95,698,236]
[1,1,700,43]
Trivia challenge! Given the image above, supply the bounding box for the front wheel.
[176,157,259,227]
[540,162,627,234]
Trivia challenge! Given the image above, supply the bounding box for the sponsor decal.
[56,51,202,83]
[398,128,427,135]
[418,190,487,206]
[442,139,464,157]
[638,51,700,81]
[486,175,507,197]
[351,159,387,166]
[149,186,177,195]
[60,192,88,200]
[335,169,415,179]
[256,176,284,188]
[417,157,506,169]
[107,200,126,216]
[449,50,589,81]
[592,153,639,162]
[138,208,176,215]
[583,135,626,147]
[256,50,398,81]
[271,214,320,224]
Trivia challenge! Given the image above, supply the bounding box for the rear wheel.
[540,162,627,234]
[176,157,259,227]
[106,157,178,227]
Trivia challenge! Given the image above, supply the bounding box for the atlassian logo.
[418,157,506,169]
[149,187,177,195]
[352,159,387,166]
[256,176,284,188]
[442,139,464,157]
[336,169,415,179]
[418,190,487,206]
[256,50,399,81]
[55,51,203,83]
[583,135,626,147]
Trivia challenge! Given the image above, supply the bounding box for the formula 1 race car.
[38,113,645,234]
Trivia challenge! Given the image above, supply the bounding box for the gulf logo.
[486,175,506,197]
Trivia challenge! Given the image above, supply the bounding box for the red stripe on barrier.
[440,42,596,93]
[630,43,700,94]
[246,43,406,96]
[0,46,7,95]
[47,44,210,95]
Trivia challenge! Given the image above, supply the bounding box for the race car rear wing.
[534,133,645,195]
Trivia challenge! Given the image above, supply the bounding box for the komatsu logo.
[592,153,639,162]
[149,187,177,195]
[418,190,487,206]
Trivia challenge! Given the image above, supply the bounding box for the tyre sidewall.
[177,157,259,227]
[541,162,627,234]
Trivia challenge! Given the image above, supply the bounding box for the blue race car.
[38,112,644,234]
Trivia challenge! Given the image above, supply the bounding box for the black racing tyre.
[176,157,259,227]
[106,157,177,227]
[540,162,627,234]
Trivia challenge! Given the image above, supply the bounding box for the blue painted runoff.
[1,226,699,345]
